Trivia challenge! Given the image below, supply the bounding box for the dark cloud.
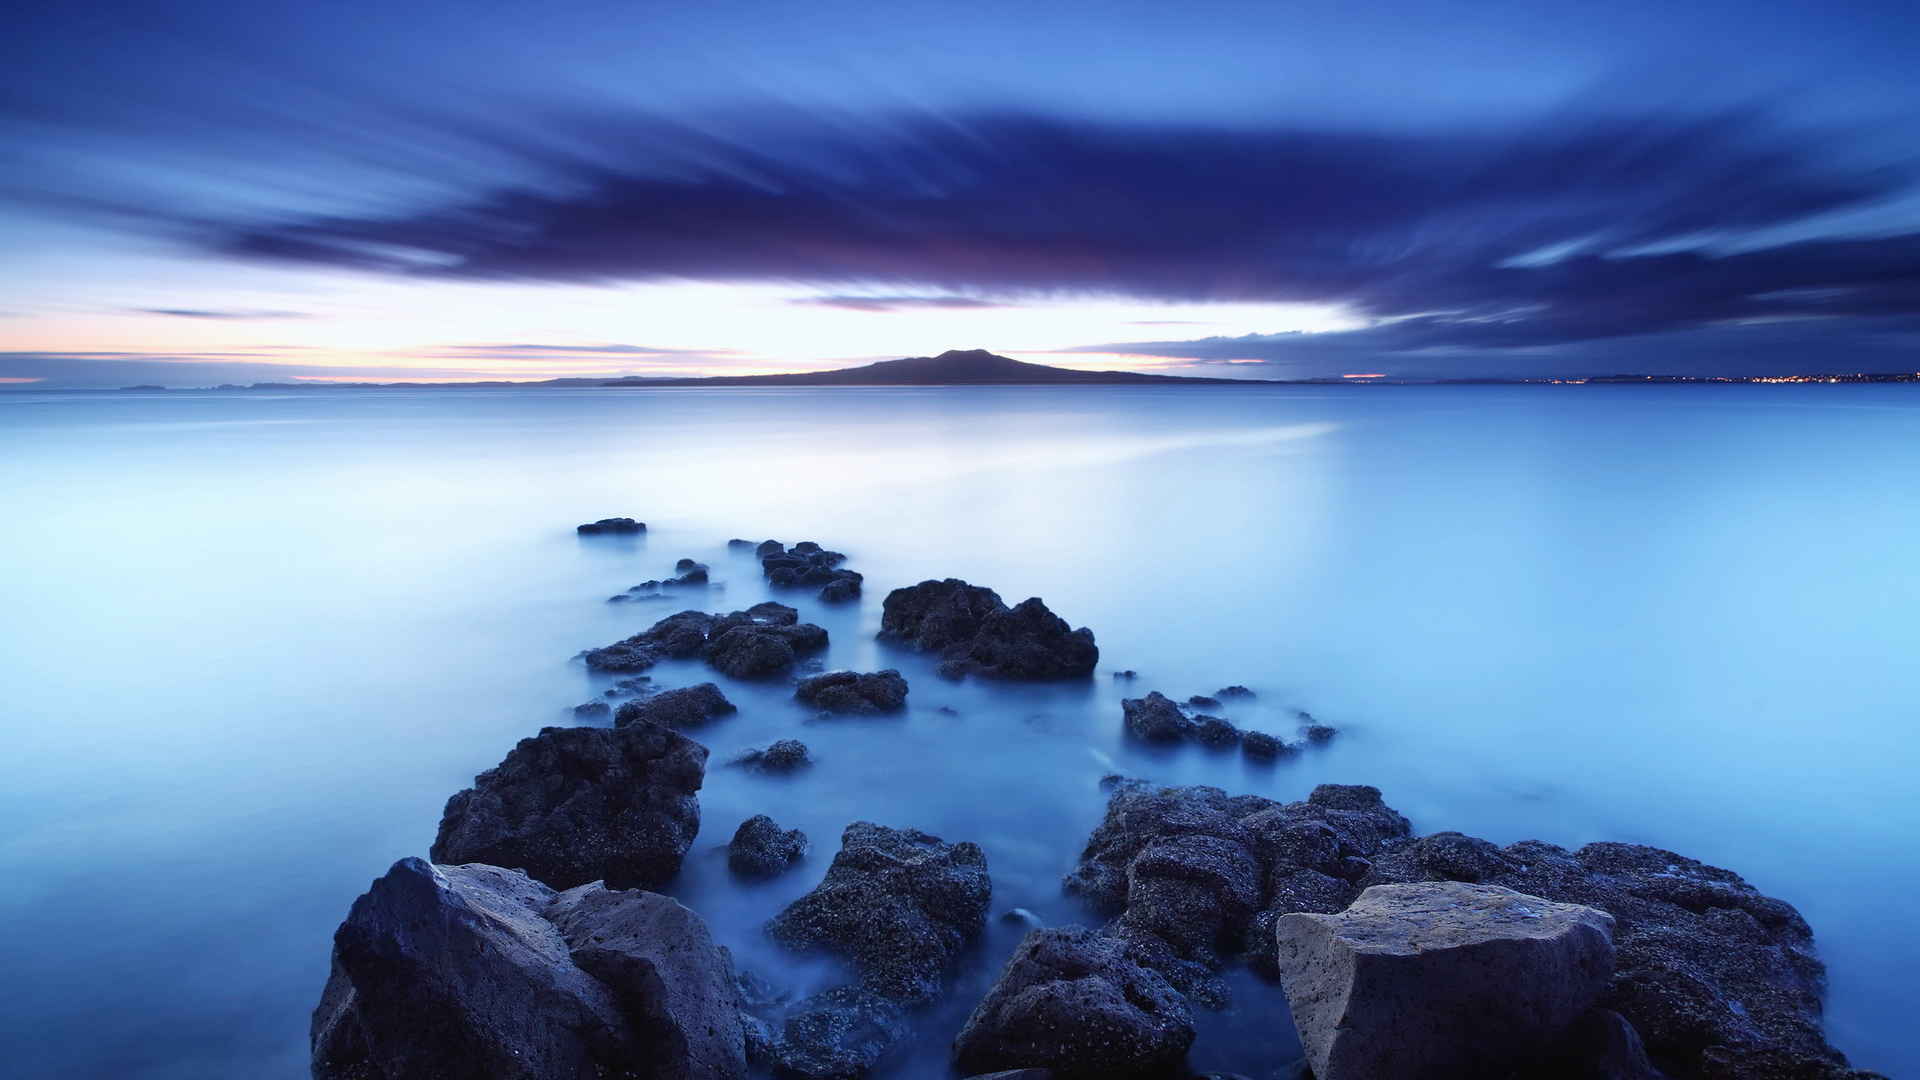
[133,308,311,320]
[790,295,1010,312]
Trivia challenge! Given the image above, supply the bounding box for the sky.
[3,0,1918,386]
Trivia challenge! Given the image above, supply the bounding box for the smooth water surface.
[1,385,1915,1078]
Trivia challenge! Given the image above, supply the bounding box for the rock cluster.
[1120,690,1332,761]
[796,669,910,714]
[755,539,864,603]
[576,517,645,535]
[729,814,809,878]
[312,858,744,1080]
[613,682,735,728]
[430,721,706,891]
[582,601,828,677]
[764,822,992,1076]
[879,579,1098,679]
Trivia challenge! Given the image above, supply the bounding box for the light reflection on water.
[0,385,1915,1078]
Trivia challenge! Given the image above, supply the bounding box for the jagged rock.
[311,859,744,1080]
[1193,715,1242,747]
[584,603,827,678]
[768,822,992,1004]
[796,670,910,714]
[614,682,735,728]
[1362,833,1878,1080]
[545,883,749,1080]
[820,576,861,603]
[1303,723,1336,743]
[667,562,709,586]
[953,926,1195,1079]
[1240,731,1290,760]
[1275,881,1616,1079]
[577,517,644,535]
[772,985,911,1079]
[431,722,705,890]
[1216,685,1254,699]
[1121,691,1195,741]
[879,579,1098,679]
[1188,694,1222,709]
[729,815,808,878]
[732,738,813,773]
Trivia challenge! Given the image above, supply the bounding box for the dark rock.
[674,558,699,572]
[729,815,808,878]
[1121,691,1195,742]
[577,517,645,535]
[755,540,785,557]
[607,593,636,603]
[792,541,822,555]
[768,822,992,1005]
[1193,715,1242,747]
[431,722,705,891]
[1216,685,1254,699]
[311,858,745,1080]
[771,985,911,1080]
[879,579,1098,679]
[667,563,709,585]
[544,883,749,1080]
[1240,731,1291,760]
[1112,669,1137,679]
[819,573,862,603]
[707,627,797,678]
[732,738,813,773]
[727,538,756,550]
[796,670,910,714]
[573,700,612,719]
[586,603,826,678]
[614,682,735,728]
[1187,694,1222,709]
[953,926,1195,1080]
[1275,881,1616,1079]
[1303,723,1337,743]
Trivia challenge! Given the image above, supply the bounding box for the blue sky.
[4,0,1917,385]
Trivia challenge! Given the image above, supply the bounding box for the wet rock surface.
[430,721,706,891]
[728,814,808,878]
[880,579,1098,679]
[1120,688,1333,761]
[613,681,735,728]
[576,517,645,535]
[755,539,864,603]
[731,738,813,773]
[311,858,744,1080]
[1275,880,1617,1080]
[953,925,1195,1080]
[796,669,910,714]
[583,601,828,678]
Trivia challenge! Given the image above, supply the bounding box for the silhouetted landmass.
[601,349,1253,386]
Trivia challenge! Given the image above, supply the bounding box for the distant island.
[599,349,1252,386]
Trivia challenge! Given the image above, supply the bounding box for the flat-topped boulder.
[1275,881,1617,1080]
[796,669,910,714]
[311,858,744,1080]
[879,579,1098,679]
[431,722,705,891]
[614,682,736,728]
[576,517,644,534]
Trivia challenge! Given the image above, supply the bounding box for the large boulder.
[577,517,644,535]
[1274,881,1616,1079]
[311,858,745,1080]
[952,926,1195,1079]
[729,814,808,879]
[613,682,735,728]
[796,670,910,714]
[1121,691,1195,741]
[879,579,1097,679]
[431,722,705,891]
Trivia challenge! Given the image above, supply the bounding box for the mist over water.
[1,384,1916,1078]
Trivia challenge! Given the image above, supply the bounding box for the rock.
[727,538,756,550]
[311,858,745,1080]
[1121,691,1195,741]
[796,670,910,714]
[1275,881,1616,1080]
[733,738,813,773]
[431,722,705,891]
[573,700,611,719]
[1240,730,1290,760]
[614,682,735,728]
[667,562,709,585]
[879,579,1098,679]
[953,926,1195,1080]
[1303,723,1337,743]
[819,576,861,603]
[755,539,785,557]
[771,985,911,1079]
[728,814,808,878]
[577,517,645,534]
[1216,685,1254,699]
[585,603,827,678]
[544,883,749,1080]
[707,626,798,678]
[768,822,992,1004]
[1187,694,1222,709]
[1193,715,1242,747]
[1362,834,1874,1080]
[1112,669,1137,679]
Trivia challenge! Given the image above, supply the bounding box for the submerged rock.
[729,814,808,879]
[572,700,611,719]
[1275,881,1616,1079]
[953,926,1195,1079]
[1121,691,1195,742]
[431,722,705,891]
[1302,723,1337,744]
[732,738,813,773]
[614,682,735,728]
[1239,730,1291,760]
[879,579,1098,679]
[576,517,645,535]
[311,858,744,1080]
[583,602,828,678]
[772,985,911,1080]
[796,669,910,714]
[1216,685,1254,699]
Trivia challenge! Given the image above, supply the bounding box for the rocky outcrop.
[576,517,644,535]
[766,823,992,1077]
[756,539,864,603]
[879,579,1098,679]
[1361,832,1879,1080]
[582,602,828,677]
[1275,881,1617,1079]
[431,722,705,891]
[1120,689,1328,760]
[311,858,744,1080]
[1063,781,1410,1003]
[796,669,910,714]
[729,814,808,878]
[1121,692,1195,741]
[731,738,813,773]
[613,682,735,728]
[952,926,1195,1079]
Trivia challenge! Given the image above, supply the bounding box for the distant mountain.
[602,349,1255,386]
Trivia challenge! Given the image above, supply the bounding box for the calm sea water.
[1,385,1915,1079]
